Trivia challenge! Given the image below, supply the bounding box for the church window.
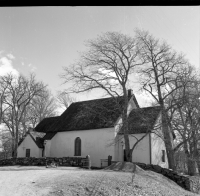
[74,137,81,156]
[26,149,30,157]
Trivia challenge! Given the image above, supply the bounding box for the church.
[17,90,169,168]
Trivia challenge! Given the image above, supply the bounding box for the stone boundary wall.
[0,157,90,168]
[134,162,200,194]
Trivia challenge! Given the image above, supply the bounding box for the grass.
[0,166,198,196]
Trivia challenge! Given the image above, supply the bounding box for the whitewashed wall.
[130,133,150,164]
[115,134,151,164]
[50,128,115,167]
[151,132,168,168]
[127,96,138,115]
[17,134,43,158]
[44,140,51,157]
[150,113,169,168]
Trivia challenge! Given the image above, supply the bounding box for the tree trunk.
[124,124,132,162]
[187,156,198,176]
[122,89,132,162]
[13,143,18,158]
[162,108,176,170]
[184,143,198,175]
[197,157,200,174]
[124,134,132,162]
[125,148,132,162]
[13,126,19,158]
[11,136,15,158]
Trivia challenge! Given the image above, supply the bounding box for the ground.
[0,166,198,196]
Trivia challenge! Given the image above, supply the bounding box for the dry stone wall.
[0,157,89,168]
[134,162,200,194]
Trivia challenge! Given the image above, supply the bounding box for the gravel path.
[0,166,198,196]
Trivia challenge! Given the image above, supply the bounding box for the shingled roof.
[34,95,162,135]
[119,106,161,134]
[43,132,57,140]
[34,136,44,148]
[34,116,60,133]
[35,94,139,133]
[51,96,130,132]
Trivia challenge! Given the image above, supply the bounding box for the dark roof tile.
[119,106,161,134]
[43,132,57,140]
[34,95,140,133]
[53,96,128,132]
[35,137,44,148]
[34,116,60,133]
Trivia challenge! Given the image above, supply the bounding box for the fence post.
[86,155,91,169]
[108,155,112,166]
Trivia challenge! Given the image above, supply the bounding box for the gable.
[18,134,38,149]
[127,95,139,115]
[18,133,44,149]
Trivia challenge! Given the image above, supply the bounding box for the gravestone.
[86,155,91,169]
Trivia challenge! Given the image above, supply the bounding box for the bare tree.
[57,91,76,110]
[0,77,9,124]
[0,130,12,159]
[24,88,58,130]
[0,73,46,157]
[61,32,144,162]
[135,29,190,169]
[167,68,200,174]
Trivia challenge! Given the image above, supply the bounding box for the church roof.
[34,136,44,148]
[34,116,60,133]
[35,95,138,133]
[34,95,161,135]
[118,106,161,134]
[52,96,128,132]
[43,132,57,140]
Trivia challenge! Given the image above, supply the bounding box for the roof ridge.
[73,95,124,104]
[18,132,44,149]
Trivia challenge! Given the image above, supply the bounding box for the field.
[0,166,198,196]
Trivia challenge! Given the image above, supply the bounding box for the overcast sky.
[0,6,199,107]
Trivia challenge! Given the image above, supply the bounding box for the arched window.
[74,137,81,156]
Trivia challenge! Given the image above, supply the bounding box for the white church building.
[17,90,169,168]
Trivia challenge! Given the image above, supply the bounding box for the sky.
[0,6,199,109]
